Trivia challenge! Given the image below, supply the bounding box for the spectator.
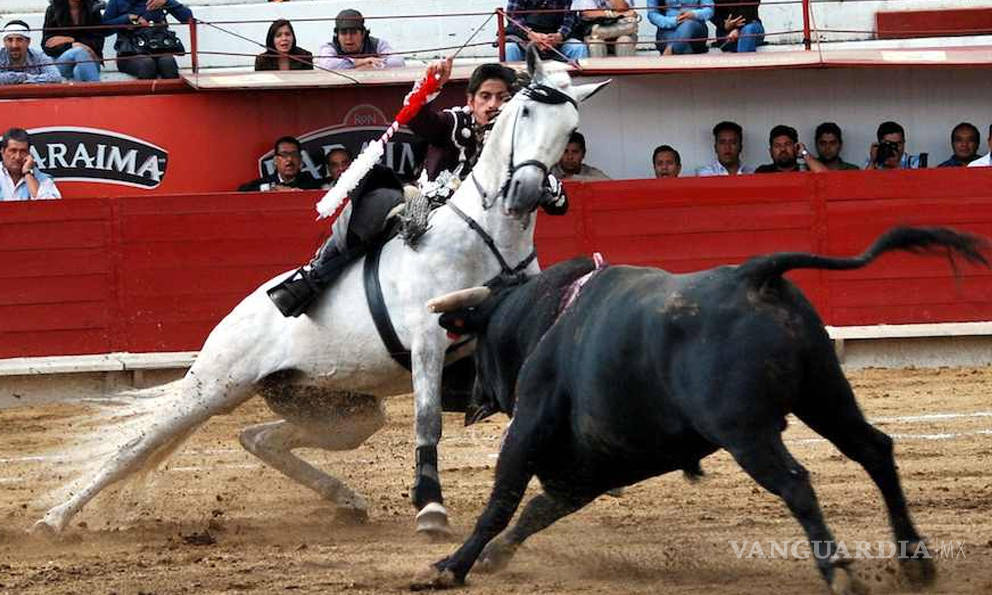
[322,146,353,188]
[42,0,105,82]
[755,125,826,173]
[968,124,992,167]
[0,20,62,85]
[696,121,753,176]
[652,144,681,178]
[255,19,313,71]
[1,128,61,200]
[648,0,712,55]
[572,0,638,58]
[552,131,610,180]
[238,136,323,192]
[866,121,925,170]
[315,9,404,70]
[814,122,859,171]
[712,0,763,53]
[504,1,589,62]
[938,122,980,168]
[103,0,193,80]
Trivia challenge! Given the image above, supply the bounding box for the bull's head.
[428,286,515,425]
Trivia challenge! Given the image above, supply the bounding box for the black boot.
[267,241,347,318]
[266,266,324,318]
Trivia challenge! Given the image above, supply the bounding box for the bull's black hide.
[412,226,988,592]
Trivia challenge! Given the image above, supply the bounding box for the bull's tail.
[738,226,989,285]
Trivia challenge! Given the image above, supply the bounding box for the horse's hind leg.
[239,393,386,520]
[793,362,935,588]
[35,371,256,534]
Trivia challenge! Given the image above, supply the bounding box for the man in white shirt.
[696,121,754,176]
[968,124,992,167]
[0,127,61,201]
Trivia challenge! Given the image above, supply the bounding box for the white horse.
[34,51,608,536]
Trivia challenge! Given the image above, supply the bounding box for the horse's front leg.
[410,327,451,536]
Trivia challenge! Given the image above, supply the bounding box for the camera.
[875,140,900,166]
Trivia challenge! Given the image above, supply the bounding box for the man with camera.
[866,121,926,170]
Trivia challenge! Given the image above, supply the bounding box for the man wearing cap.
[315,9,405,70]
[0,20,62,85]
[1,128,61,201]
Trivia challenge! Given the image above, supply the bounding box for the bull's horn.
[426,287,492,313]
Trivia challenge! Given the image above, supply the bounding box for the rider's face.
[467,79,511,126]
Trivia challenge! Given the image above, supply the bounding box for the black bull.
[412,226,988,592]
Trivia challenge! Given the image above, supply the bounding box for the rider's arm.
[407,107,456,146]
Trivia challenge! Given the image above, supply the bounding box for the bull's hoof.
[415,502,452,539]
[410,565,460,591]
[830,558,870,595]
[899,542,937,589]
[476,538,518,574]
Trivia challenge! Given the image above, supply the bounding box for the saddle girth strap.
[363,242,413,371]
[446,200,536,276]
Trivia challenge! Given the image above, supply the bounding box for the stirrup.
[266,267,322,318]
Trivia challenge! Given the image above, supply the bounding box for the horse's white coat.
[34,57,607,533]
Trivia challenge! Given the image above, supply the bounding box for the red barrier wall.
[3,169,992,359]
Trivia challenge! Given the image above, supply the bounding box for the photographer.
[103,0,192,80]
[866,121,926,170]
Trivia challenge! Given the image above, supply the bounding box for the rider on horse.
[267,59,570,318]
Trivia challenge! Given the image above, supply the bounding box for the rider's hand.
[426,57,453,86]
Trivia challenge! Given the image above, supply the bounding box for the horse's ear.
[572,78,611,103]
[525,44,544,82]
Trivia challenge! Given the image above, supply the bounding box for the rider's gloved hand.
[539,174,569,215]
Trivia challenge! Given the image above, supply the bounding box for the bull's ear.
[572,78,611,103]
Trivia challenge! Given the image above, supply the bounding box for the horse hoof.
[30,519,58,537]
[476,539,517,574]
[415,502,452,539]
[899,544,937,589]
[410,565,460,591]
[334,504,369,525]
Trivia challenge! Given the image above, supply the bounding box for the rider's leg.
[267,187,402,317]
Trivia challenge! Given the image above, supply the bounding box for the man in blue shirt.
[865,121,926,170]
[647,0,713,55]
[0,20,62,85]
[0,128,61,201]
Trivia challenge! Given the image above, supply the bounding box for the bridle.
[449,83,579,279]
[471,83,578,211]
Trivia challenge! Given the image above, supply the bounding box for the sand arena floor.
[0,367,990,594]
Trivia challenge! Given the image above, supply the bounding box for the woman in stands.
[102,0,192,80]
[42,0,106,82]
[255,19,313,71]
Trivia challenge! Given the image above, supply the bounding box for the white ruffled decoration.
[315,129,390,219]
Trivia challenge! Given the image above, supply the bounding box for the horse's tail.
[737,226,990,286]
[41,378,206,505]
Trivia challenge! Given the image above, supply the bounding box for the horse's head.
[490,46,610,217]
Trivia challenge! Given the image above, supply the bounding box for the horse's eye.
[521,107,531,117]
